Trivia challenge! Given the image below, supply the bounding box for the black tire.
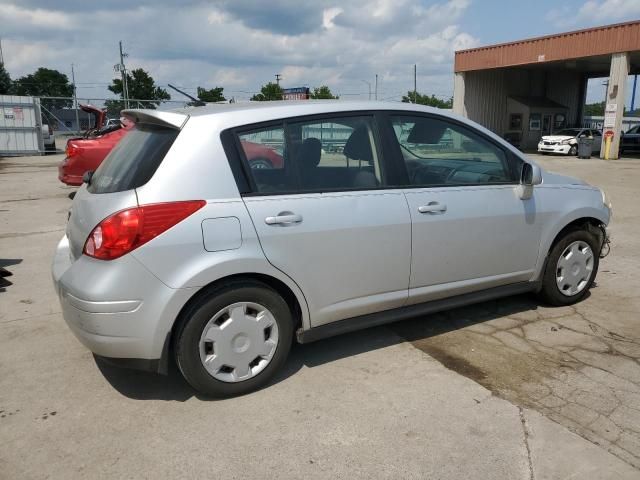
[175,280,294,398]
[249,157,273,170]
[538,228,600,306]
[568,145,578,156]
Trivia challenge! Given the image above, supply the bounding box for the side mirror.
[82,170,94,185]
[517,163,542,200]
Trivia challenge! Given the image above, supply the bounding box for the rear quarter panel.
[132,116,311,329]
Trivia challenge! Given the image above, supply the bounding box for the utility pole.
[0,37,4,65]
[413,64,417,103]
[275,73,282,85]
[119,41,130,109]
[375,74,378,100]
[71,64,80,134]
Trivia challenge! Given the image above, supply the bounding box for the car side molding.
[296,281,539,344]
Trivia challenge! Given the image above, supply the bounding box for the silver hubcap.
[199,302,279,383]
[556,240,594,297]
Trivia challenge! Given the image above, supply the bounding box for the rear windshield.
[88,124,178,194]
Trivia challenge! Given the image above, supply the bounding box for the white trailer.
[0,95,44,156]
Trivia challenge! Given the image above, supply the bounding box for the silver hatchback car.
[52,101,611,397]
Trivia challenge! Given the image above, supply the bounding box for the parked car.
[41,122,56,152]
[538,128,601,156]
[58,121,132,186]
[620,125,640,155]
[52,102,611,397]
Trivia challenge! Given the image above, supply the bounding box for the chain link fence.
[38,96,191,134]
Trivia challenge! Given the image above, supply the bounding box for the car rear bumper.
[52,235,195,369]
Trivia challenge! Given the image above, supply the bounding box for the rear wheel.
[539,229,600,306]
[176,281,293,397]
[249,157,273,169]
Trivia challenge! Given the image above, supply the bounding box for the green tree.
[0,63,11,95]
[310,85,338,99]
[583,102,605,116]
[402,91,452,109]
[197,86,225,102]
[251,82,283,101]
[106,68,170,115]
[11,67,73,111]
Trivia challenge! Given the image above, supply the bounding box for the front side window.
[391,115,517,187]
[237,115,384,194]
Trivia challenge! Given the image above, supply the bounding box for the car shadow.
[94,292,555,402]
[0,259,23,293]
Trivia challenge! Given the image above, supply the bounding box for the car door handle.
[418,203,447,214]
[265,213,303,225]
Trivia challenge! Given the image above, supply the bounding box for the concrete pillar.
[453,72,467,117]
[600,52,629,159]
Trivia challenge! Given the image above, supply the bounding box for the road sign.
[283,87,309,100]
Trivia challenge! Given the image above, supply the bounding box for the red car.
[240,140,284,169]
[58,121,132,186]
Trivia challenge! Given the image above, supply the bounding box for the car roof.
[177,100,441,116]
[124,100,456,130]
[120,100,532,165]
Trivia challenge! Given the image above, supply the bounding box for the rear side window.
[88,124,178,194]
[234,115,384,194]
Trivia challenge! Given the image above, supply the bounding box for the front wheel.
[176,281,293,397]
[538,229,600,306]
[568,145,578,156]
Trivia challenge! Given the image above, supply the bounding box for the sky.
[0,0,639,107]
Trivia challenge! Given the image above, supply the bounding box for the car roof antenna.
[167,83,206,107]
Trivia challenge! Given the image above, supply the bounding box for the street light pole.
[414,64,417,103]
[375,74,378,100]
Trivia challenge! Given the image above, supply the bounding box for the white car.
[538,128,601,156]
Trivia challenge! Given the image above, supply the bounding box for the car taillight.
[83,200,206,260]
[48,124,53,135]
[66,144,79,157]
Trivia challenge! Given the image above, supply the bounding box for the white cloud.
[0,4,72,30]
[322,7,342,29]
[547,0,640,28]
[0,0,476,103]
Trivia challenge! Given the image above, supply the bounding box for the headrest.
[407,118,447,144]
[344,124,373,162]
[298,137,322,169]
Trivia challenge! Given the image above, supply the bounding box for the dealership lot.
[1,152,639,478]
